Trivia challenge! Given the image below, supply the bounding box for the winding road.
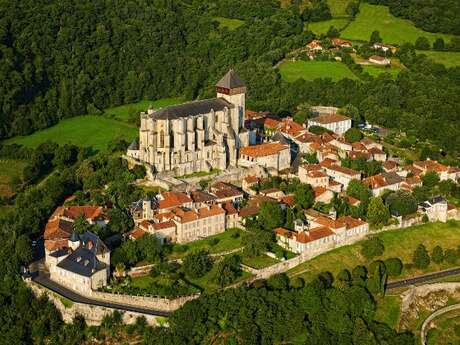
[420,303,460,345]
[32,274,170,317]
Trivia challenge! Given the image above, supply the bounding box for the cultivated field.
[288,221,460,282]
[279,60,358,82]
[341,4,456,45]
[417,50,460,68]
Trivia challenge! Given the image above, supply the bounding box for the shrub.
[444,249,458,265]
[183,250,213,278]
[344,128,363,143]
[413,244,430,269]
[384,258,403,277]
[431,245,444,264]
[361,237,385,259]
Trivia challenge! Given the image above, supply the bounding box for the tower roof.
[216,69,246,89]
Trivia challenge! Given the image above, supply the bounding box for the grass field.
[308,18,350,35]
[288,221,460,282]
[362,65,401,78]
[427,309,460,345]
[104,98,183,121]
[326,0,349,17]
[374,295,402,328]
[341,4,456,45]
[417,50,460,68]
[279,60,358,82]
[213,17,244,30]
[4,116,138,151]
[0,159,27,197]
[242,254,279,269]
[169,228,245,259]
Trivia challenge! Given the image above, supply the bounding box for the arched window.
[159,130,165,148]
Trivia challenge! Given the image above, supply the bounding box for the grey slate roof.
[151,98,234,120]
[382,171,404,185]
[56,231,109,277]
[216,69,246,89]
[271,132,290,145]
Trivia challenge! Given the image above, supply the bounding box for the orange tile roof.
[351,142,366,151]
[159,192,192,210]
[51,206,105,221]
[338,215,367,229]
[240,142,289,158]
[369,147,385,155]
[327,164,360,177]
[308,170,328,178]
[239,205,260,217]
[222,202,238,215]
[197,204,225,219]
[152,220,176,230]
[347,151,371,160]
[313,216,346,229]
[319,158,338,168]
[310,114,350,125]
[347,196,361,206]
[263,117,281,129]
[363,174,387,189]
[331,38,352,46]
[280,195,295,207]
[172,207,198,223]
[274,226,335,244]
[313,186,328,198]
[128,228,146,240]
[213,188,243,200]
[413,160,448,173]
[244,175,259,184]
[301,163,322,172]
[44,218,74,241]
[383,161,397,170]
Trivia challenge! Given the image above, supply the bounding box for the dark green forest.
[1,0,460,158]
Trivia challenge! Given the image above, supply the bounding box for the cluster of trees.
[143,270,414,344]
[365,0,460,35]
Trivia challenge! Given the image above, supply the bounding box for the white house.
[308,114,352,135]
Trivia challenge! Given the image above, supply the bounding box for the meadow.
[341,4,456,45]
[213,17,244,30]
[307,18,349,35]
[417,50,460,68]
[288,221,460,282]
[279,60,358,82]
[0,159,28,197]
[3,98,183,151]
[326,0,349,17]
[362,65,401,78]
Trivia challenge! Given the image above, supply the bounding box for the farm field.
[0,159,28,197]
[4,116,137,151]
[341,4,456,45]
[104,98,183,121]
[308,18,349,35]
[362,65,401,78]
[288,221,460,283]
[279,60,358,82]
[213,17,244,30]
[417,50,460,68]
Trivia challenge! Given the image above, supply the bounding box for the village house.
[242,175,260,195]
[331,38,352,48]
[48,231,110,294]
[363,171,404,196]
[260,188,285,200]
[239,142,291,172]
[418,197,449,222]
[308,114,352,135]
[369,55,391,65]
[313,186,334,204]
[298,167,330,188]
[373,43,397,54]
[382,160,398,173]
[413,159,460,181]
[368,147,387,162]
[307,39,323,51]
[210,182,244,203]
[323,164,361,189]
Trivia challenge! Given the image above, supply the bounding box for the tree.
[340,104,361,125]
[366,197,390,228]
[183,250,213,278]
[293,103,312,124]
[386,191,417,216]
[361,237,385,259]
[213,255,242,287]
[347,180,371,203]
[345,1,359,18]
[344,128,363,143]
[384,258,403,277]
[413,244,430,269]
[294,183,315,210]
[304,152,319,164]
[415,37,430,50]
[370,30,382,44]
[431,245,444,264]
[326,26,340,38]
[422,171,440,189]
[367,261,387,296]
[444,249,458,264]
[267,273,290,290]
[433,38,445,50]
[258,202,284,230]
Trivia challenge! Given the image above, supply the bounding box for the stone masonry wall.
[27,281,161,326]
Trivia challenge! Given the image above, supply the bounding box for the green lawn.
[169,228,245,259]
[4,116,137,151]
[213,17,244,30]
[374,295,401,328]
[0,159,28,197]
[307,18,350,35]
[242,255,279,269]
[104,98,183,121]
[279,60,358,82]
[362,65,401,78]
[417,50,460,68]
[341,4,456,45]
[186,264,252,293]
[288,221,460,283]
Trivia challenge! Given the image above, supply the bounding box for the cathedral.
[128,70,250,176]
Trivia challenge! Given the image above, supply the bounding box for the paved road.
[420,303,460,345]
[386,267,460,290]
[32,274,170,317]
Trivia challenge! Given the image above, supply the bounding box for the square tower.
[216,69,246,130]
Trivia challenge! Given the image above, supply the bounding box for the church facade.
[129,70,250,176]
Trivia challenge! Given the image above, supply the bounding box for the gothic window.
[159,130,165,148]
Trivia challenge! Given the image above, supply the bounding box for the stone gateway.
[129,70,250,176]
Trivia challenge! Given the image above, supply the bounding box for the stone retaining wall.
[27,281,161,326]
[89,290,199,312]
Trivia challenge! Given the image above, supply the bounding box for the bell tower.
[216,69,246,130]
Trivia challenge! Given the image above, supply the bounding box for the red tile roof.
[51,206,105,221]
[159,192,192,209]
[240,142,289,158]
[309,114,350,124]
